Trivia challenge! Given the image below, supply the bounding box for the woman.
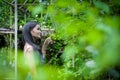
[22,21,43,80]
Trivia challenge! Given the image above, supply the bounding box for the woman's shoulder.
[24,43,33,53]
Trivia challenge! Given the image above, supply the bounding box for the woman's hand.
[42,37,53,58]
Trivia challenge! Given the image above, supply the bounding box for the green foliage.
[45,38,65,66]
[0,0,120,80]
[94,1,110,14]
[0,47,14,79]
[28,4,44,16]
[0,1,11,28]
[43,0,120,79]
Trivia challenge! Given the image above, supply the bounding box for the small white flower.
[85,60,96,68]
[85,45,99,57]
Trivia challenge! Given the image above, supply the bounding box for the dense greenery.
[0,1,11,27]
[32,0,120,79]
[0,0,120,80]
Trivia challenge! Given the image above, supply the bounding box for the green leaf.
[94,1,110,13]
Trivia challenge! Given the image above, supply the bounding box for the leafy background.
[0,0,120,80]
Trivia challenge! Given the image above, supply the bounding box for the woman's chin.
[37,36,41,39]
[34,36,41,39]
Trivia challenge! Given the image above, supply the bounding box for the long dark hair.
[22,21,41,51]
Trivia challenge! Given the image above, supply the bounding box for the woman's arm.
[42,37,53,58]
[24,47,37,79]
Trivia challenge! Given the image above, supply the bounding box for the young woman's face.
[30,24,42,39]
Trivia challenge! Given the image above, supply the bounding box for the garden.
[0,0,120,80]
